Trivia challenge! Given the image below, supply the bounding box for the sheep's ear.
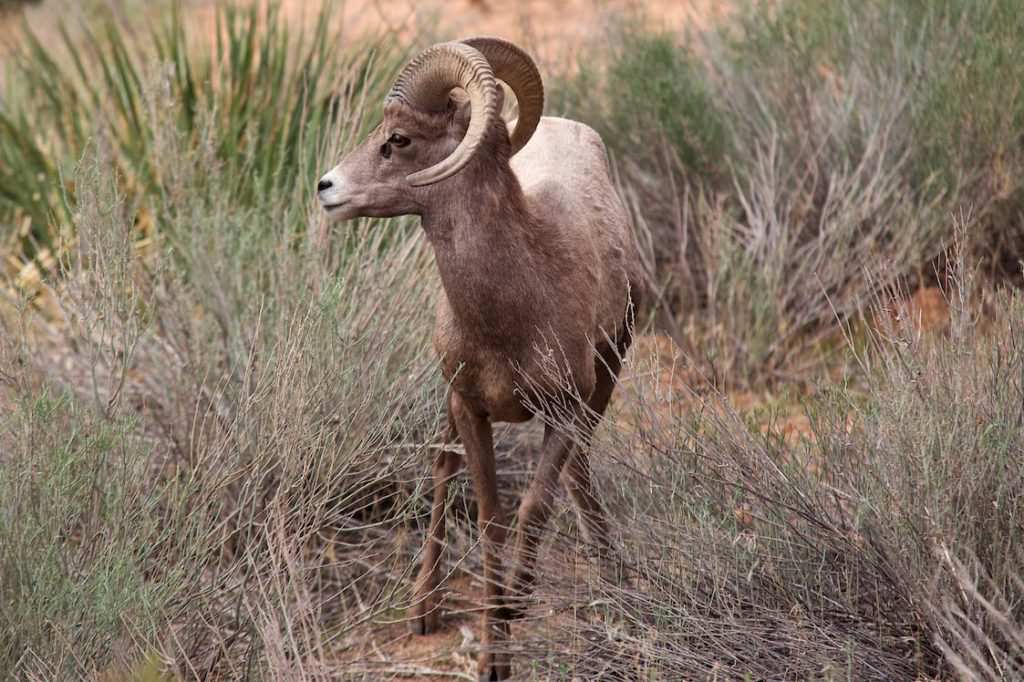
[447,90,472,131]
[447,87,505,131]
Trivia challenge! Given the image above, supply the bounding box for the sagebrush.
[2,1,1022,680]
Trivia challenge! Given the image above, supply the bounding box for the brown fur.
[319,86,644,681]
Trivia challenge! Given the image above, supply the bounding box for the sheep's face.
[317,98,469,222]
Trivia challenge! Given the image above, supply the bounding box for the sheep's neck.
[421,165,543,346]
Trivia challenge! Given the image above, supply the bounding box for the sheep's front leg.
[409,395,462,635]
[450,392,511,681]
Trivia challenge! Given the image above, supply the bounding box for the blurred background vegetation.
[0,0,39,11]
[1,0,1022,679]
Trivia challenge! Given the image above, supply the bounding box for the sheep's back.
[512,116,644,337]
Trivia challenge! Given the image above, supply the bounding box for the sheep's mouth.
[321,201,351,214]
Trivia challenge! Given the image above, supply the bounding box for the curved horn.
[461,37,544,157]
[387,42,499,187]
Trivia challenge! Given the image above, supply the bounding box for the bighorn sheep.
[317,37,643,681]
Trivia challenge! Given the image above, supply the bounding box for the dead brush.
[510,221,1023,680]
[4,3,1024,680]
[0,53,448,677]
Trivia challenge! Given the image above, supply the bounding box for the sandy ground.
[1,0,732,64]
[283,0,731,55]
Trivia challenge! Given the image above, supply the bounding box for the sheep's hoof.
[503,570,534,620]
[477,654,511,681]
[499,600,526,621]
[407,602,441,636]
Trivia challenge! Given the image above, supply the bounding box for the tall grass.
[0,1,407,259]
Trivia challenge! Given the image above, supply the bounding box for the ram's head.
[317,38,543,221]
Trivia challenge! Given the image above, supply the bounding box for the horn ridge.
[386,42,500,186]
[460,36,544,157]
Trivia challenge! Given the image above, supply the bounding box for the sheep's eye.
[388,133,410,147]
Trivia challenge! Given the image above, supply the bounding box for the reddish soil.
[339,573,482,679]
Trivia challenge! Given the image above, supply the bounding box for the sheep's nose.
[317,178,333,193]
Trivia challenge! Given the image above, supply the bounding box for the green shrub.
[908,0,1024,277]
[594,27,725,178]
[0,0,41,12]
[0,392,172,678]
[550,23,727,184]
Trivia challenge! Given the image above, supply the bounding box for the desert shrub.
[518,249,1023,680]
[693,0,947,385]
[907,0,1024,280]
[0,391,174,678]
[553,0,1024,387]
[727,0,1024,280]
[695,0,1024,383]
[551,24,726,181]
[0,4,444,677]
[2,122,442,679]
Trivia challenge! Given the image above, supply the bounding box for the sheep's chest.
[432,314,598,423]
[432,322,535,423]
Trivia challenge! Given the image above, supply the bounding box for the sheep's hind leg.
[505,413,582,617]
[561,342,627,583]
[506,338,632,616]
[408,394,463,635]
